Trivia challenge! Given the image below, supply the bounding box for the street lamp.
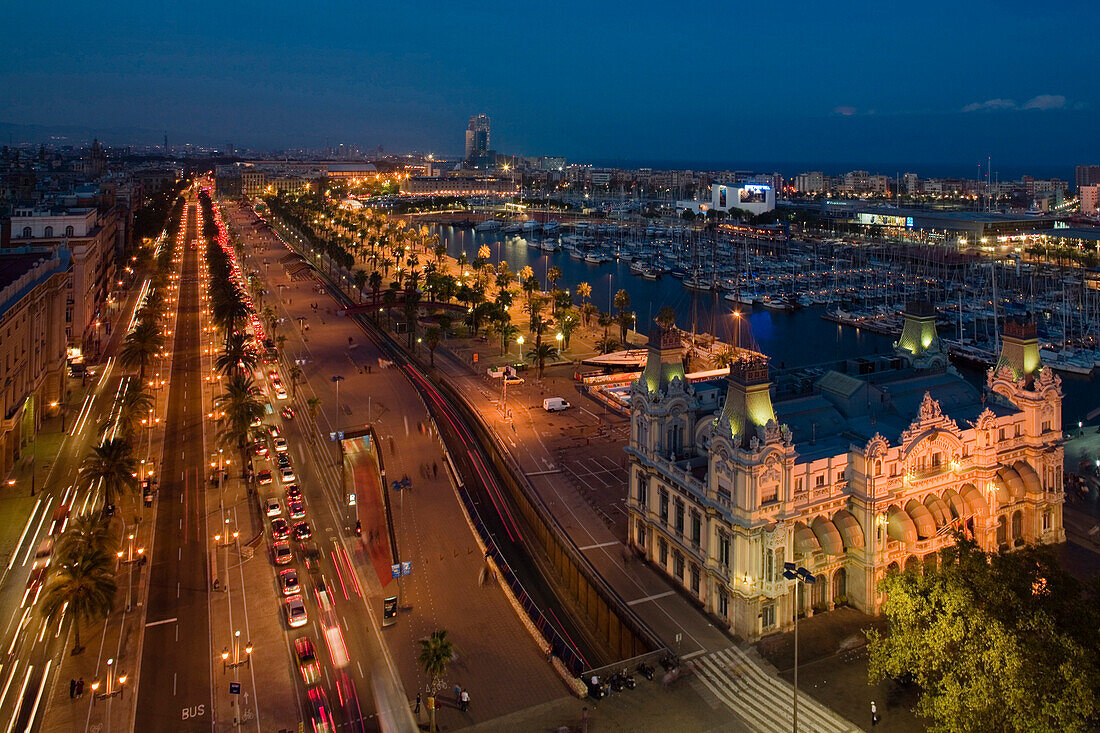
[222,630,252,670]
[783,563,816,733]
[331,375,344,428]
[92,658,126,702]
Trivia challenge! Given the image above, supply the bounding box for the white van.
[542,398,570,412]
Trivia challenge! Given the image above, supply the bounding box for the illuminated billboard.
[740,185,769,204]
[719,186,727,208]
[857,213,914,228]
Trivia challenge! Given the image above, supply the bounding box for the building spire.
[717,354,776,447]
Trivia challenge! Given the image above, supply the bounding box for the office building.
[1075,165,1100,191]
[464,114,491,166]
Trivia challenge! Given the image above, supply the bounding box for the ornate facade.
[626,306,1065,639]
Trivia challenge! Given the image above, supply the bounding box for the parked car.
[265,497,282,517]
[284,595,308,628]
[294,637,321,685]
[279,568,300,596]
[504,375,525,385]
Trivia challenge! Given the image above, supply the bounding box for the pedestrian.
[453,685,461,706]
[460,688,469,712]
[69,678,76,699]
[76,678,84,697]
[871,700,878,727]
[414,692,421,715]
[432,462,438,478]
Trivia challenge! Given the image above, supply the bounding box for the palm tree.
[288,365,303,395]
[546,265,562,292]
[580,302,599,329]
[595,335,619,354]
[617,310,636,345]
[353,269,368,302]
[215,332,258,378]
[119,321,164,385]
[79,438,138,513]
[115,383,154,438]
[576,281,592,304]
[713,347,738,369]
[55,513,115,566]
[306,397,322,421]
[526,342,558,378]
[212,284,251,340]
[215,375,265,469]
[500,323,519,355]
[557,310,578,351]
[39,546,117,655]
[418,630,455,688]
[614,288,631,315]
[425,326,442,367]
[656,306,677,330]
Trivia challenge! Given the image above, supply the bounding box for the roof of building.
[0,253,43,290]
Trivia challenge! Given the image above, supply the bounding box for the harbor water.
[434,225,1100,426]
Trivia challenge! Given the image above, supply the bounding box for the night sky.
[4,1,1097,172]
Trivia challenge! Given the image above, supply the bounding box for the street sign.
[337,431,344,440]
[401,561,412,576]
[329,432,337,441]
[229,682,241,695]
[391,564,401,579]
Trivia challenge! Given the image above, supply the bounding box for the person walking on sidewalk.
[460,689,469,712]
[76,678,84,697]
[69,679,76,699]
[414,692,421,715]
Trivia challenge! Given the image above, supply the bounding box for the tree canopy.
[868,538,1100,733]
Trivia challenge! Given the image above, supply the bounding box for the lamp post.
[92,658,126,703]
[331,375,344,428]
[222,630,253,671]
[782,563,816,733]
[117,533,145,612]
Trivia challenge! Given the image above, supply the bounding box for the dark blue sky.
[4,1,1097,172]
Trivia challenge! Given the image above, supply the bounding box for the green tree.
[39,546,117,655]
[868,538,1100,733]
[79,438,138,513]
[306,397,322,420]
[353,269,368,302]
[119,321,164,385]
[55,513,115,566]
[215,374,265,471]
[526,342,559,378]
[595,335,619,354]
[369,270,383,310]
[500,323,520,355]
[115,383,154,439]
[656,306,677,330]
[215,332,258,378]
[418,630,455,687]
[425,326,442,367]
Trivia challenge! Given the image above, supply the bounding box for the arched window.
[65,226,74,237]
[43,226,53,237]
[996,515,1008,546]
[1011,510,1023,541]
[21,226,31,238]
[875,460,882,476]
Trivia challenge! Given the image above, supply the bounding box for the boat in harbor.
[475,219,501,232]
[1040,347,1094,375]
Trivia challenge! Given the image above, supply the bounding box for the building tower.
[464,114,491,166]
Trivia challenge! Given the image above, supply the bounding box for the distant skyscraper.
[1075,164,1100,191]
[464,114,490,164]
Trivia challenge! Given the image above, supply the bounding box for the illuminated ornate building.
[626,305,1065,639]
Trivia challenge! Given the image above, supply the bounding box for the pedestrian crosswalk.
[694,646,861,733]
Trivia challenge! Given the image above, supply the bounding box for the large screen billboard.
[739,185,769,204]
[857,213,914,228]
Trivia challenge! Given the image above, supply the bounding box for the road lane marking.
[627,591,675,606]
[5,664,31,733]
[577,541,619,551]
[145,617,178,628]
[19,499,52,568]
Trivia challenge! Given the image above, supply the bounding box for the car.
[288,499,306,519]
[292,521,312,541]
[248,385,264,397]
[257,470,273,485]
[250,415,263,428]
[542,397,571,412]
[271,517,290,540]
[276,453,291,469]
[273,437,288,453]
[280,467,296,483]
[267,370,280,381]
[284,595,308,628]
[22,566,46,608]
[294,637,321,685]
[306,686,335,732]
[265,497,282,517]
[279,568,300,595]
[275,386,288,400]
[281,407,295,420]
[253,443,269,458]
[271,540,293,565]
[504,375,525,385]
[285,484,303,501]
[49,504,70,536]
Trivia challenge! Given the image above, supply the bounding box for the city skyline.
[3,1,1098,169]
